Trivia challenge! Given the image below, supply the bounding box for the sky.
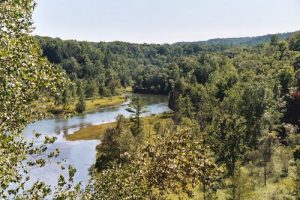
[32,0,300,44]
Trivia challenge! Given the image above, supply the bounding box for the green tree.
[135,126,222,198]
[89,164,149,200]
[76,85,86,113]
[207,86,248,177]
[270,34,279,46]
[126,96,147,137]
[95,115,136,171]
[294,146,300,161]
[61,57,80,75]
[107,79,121,95]
[0,0,80,198]
[227,167,254,200]
[289,32,300,51]
[53,86,72,109]
[278,66,294,95]
[91,126,222,199]
[98,82,110,97]
[293,55,300,71]
[240,83,273,148]
[294,160,300,200]
[62,87,71,109]
[257,132,278,186]
[178,95,196,119]
[85,80,97,99]
[169,78,186,122]
[210,113,247,176]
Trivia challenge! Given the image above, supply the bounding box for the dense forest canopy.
[34,31,297,96]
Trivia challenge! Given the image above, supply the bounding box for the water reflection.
[23,94,171,188]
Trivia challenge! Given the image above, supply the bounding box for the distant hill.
[175,31,298,46]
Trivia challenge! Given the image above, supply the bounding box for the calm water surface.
[23,94,170,187]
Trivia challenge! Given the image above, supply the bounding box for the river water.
[23,94,170,188]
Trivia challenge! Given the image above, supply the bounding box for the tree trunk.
[264,164,267,186]
[203,182,206,200]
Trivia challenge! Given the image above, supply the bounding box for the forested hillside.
[34,32,295,96]
[34,32,300,199]
[176,32,293,46]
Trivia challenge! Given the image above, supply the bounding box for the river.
[23,93,170,188]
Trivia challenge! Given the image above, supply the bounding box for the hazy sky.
[32,0,300,44]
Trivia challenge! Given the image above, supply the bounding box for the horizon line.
[32,29,300,45]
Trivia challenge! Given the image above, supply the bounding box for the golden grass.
[83,96,125,112]
[66,121,116,141]
[66,113,172,141]
[36,95,126,115]
[124,87,133,92]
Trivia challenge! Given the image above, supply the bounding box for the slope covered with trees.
[176,32,293,46]
[82,32,300,199]
[34,32,295,96]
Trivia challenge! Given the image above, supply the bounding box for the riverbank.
[35,95,127,116]
[66,95,126,113]
[34,88,133,115]
[66,113,172,141]
[25,93,170,189]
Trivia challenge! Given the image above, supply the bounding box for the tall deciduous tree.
[95,115,136,171]
[0,0,75,198]
[85,80,97,99]
[91,126,222,199]
[289,32,300,51]
[76,84,86,113]
[294,160,300,200]
[257,132,278,186]
[210,113,247,176]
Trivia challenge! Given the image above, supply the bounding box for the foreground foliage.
[91,120,222,199]
[0,0,82,198]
